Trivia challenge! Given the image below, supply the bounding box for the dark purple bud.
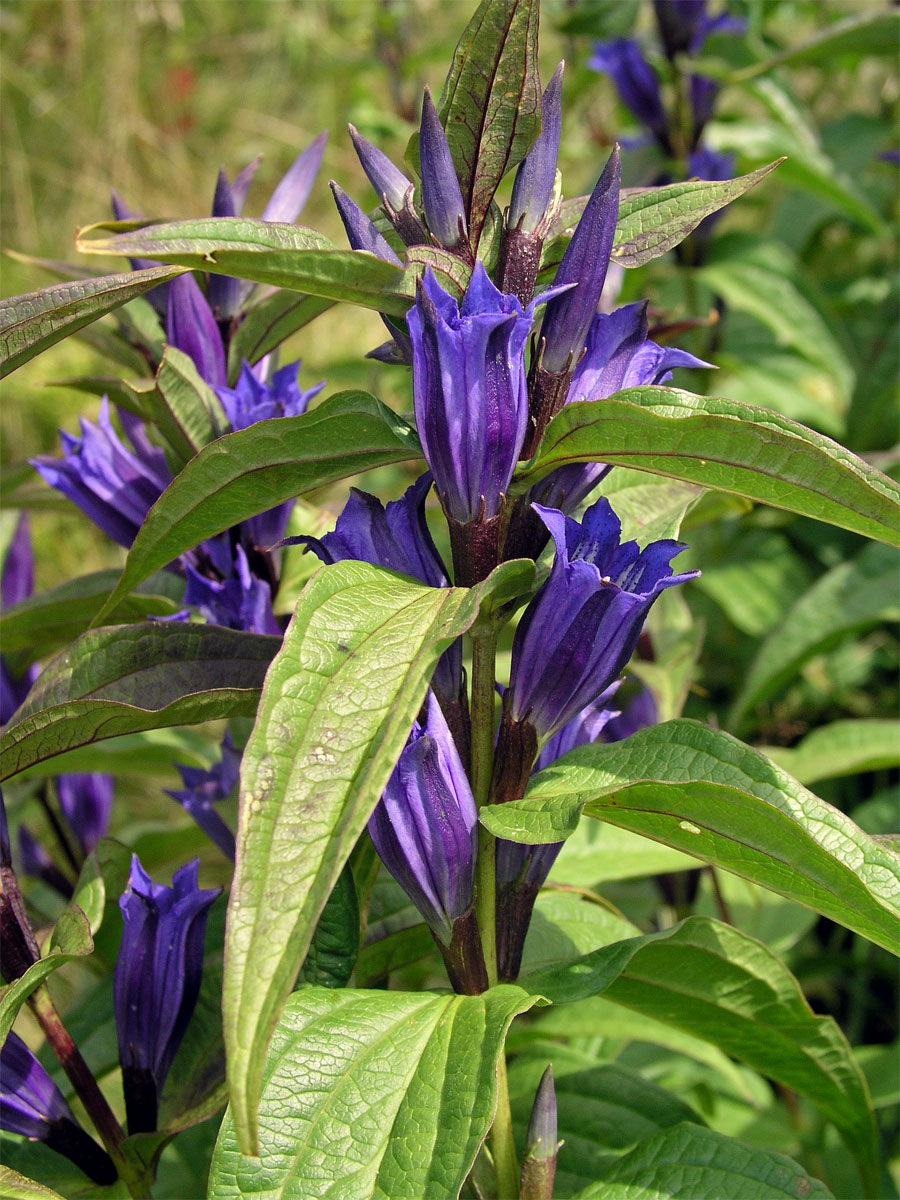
[208,167,243,320]
[652,0,707,57]
[31,399,172,548]
[165,734,239,860]
[166,274,227,388]
[184,543,280,635]
[408,264,548,524]
[17,826,73,898]
[520,1065,558,1200]
[348,124,414,213]
[330,181,403,265]
[419,88,468,250]
[56,774,113,858]
[508,63,564,236]
[1,658,38,726]
[0,791,9,867]
[368,692,477,947]
[2,515,33,608]
[1,1031,117,1184]
[589,41,669,151]
[261,132,328,223]
[114,855,219,1133]
[506,498,698,741]
[537,146,621,374]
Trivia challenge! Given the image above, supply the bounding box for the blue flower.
[114,855,219,1132]
[1,1031,116,1184]
[165,734,240,860]
[589,41,670,151]
[506,497,698,742]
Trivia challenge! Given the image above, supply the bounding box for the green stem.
[492,1051,519,1200]
[469,631,519,1196]
[470,631,498,986]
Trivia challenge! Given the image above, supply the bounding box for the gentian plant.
[0,2,898,1198]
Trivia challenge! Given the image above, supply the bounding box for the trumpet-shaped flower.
[506,498,697,741]
[114,855,219,1133]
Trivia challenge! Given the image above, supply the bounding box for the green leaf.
[510,387,900,547]
[434,0,540,243]
[0,907,93,1044]
[761,720,900,787]
[542,163,783,273]
[297,864,359,989]
[143,345,228,462]
[0,623,279,780]
[729,542,900,729]
[69,839,131,936]
[519,891,640,975]
[0,265,184,379]
[508,1058,704,1197]
[730,10,900,82]
[223,559,532,1154]
[0,571,181,659]
[549,821,698,887]
[578,1122,833,1199]
[208,985,534,1200]
[696,236,855,412]
[93,391,421,623]
[227,292,334,379]
[521,916,873,1194]
[523,719,900,955]
[75,219,412,317]
[598,469,704,546]
[0,1166,66,1200]
[355,925,435,988]
[693,529,814,638]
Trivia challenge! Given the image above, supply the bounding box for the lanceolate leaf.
[579,1123,834,1199]
[223,560,532,1154]
[542,162,783,273]
[0,623,279,780]
[93,391,421,623]
[75,219,412,318]
[510,387,900,547]
[0,571,180,659]
[0,1166,65,1200]
[435,0,540,242]
[521,916,876,1195]
[0,265,185,378]
[227,292,334,379]
[148,345,229,461]
[761,719,900,786]
[730,541,900,729]
[208,986,534,1200]
[515,720,900,955]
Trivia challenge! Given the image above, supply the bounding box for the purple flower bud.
[229,155,263,214]
[2,515,33,609]
[652,0,707,57]
[17,825,73,898]
[208,167,243,320]
[165,734,240,860]
[520,1065,558,1200]
[602,682,658,741]
[56,773,113,857]
[166,274,227,388]
[589,41,670,151]
[32,399,172,548]
[348,124,414,212]
[419,88,468,250]
[261,132,328,224]
[1,1031,116,1184]
[537,146,621,374]
[114,855,219,1133]
[508,63,564,235]
[507,497,698,741]
[184,543,280,636]
[368,691,477,946]
[110,190,164,303]
[408,264,542,523]
[330,181,403,265]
